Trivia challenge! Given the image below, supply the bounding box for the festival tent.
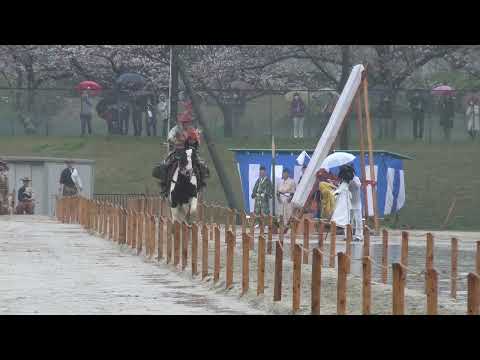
[229,148,413,218]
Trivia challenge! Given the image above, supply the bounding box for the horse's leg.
[188,197,198,224]
[171,206,182,224]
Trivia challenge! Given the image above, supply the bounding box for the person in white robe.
[276,169,296,226]
[331,165,353,229]
[349,172,363,241]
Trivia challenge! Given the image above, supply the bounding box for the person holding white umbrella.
[331,165,353,232]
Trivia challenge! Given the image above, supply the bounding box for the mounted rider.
[156,100,209,197]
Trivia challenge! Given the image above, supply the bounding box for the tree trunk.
[177,56,241,211]
[220,104,234,138]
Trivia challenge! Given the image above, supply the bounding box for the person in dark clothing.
[16,177,34,215]
[59,160,83,196]
[439,96,455,141]
[291,93,306,138]
[145,97,157,136]
[80,90,93,136]
[409,91,426,139]
[132,99,143,136]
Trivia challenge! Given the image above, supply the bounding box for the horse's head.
[178,148,194,175]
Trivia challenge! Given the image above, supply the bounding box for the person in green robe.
[251,166,273,219]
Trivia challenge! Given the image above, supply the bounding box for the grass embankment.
[0,135,478,231]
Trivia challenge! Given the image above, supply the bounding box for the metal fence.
[0,87,478,142]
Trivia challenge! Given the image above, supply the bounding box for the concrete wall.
[3,157,95,216]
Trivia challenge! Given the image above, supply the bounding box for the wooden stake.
[363,225,370,257]
[318,221,324,266]
[392,263,406,315]
[273,239,283,302]
[303,218,310,264]
[226,230,234,290]
[329,221,336,268]
[267,215,273,255]
[242,233,250,295]
[467,272,480,315]
[201,224,209,279]
[158,217,164,261]
[214,225,220,283]
[232,209,237,237]
[337,252,347,315]
[292,244,302,313]
[259,214,265,239]
[166,219,172,264]
[150,215,156,259]
[425,233,434,294]
[401,231,409,267]
[173,221,180,267]
[346,224,352,274]
[291,219,297,260]
[476,241,480,275]
[362,256,372,315]
[119,209,127,245]
[257,235,266,296]
[182,222,189,271]
[131,211,137,249]
[191,223,198,276]
[382,229,388,284]
[249,213,255,250]
[136,212,143,255]
[426,269,438,315]
[241,212,246,236]
[311,248,322,315]
[451,237,458,299]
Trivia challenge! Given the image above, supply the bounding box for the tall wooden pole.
[272,135,276,217]
[362,76,380,232]
[355,93,369,221]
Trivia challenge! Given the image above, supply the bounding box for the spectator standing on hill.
[439,96,455,141]
[409,91,426,140]
[145,96,158,136]
[291,93,306,138]
[466,97,480,140]
[158,94,169,138]
[80,90,93,136]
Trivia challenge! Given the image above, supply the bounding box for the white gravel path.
[0,216,263,315]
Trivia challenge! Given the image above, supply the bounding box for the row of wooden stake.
[56,196,480,315]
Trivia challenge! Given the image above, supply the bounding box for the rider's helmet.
[178,112,193,124]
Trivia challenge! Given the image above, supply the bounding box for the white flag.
[296,150,310,166]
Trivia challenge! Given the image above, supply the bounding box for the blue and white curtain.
[233,150,406,218]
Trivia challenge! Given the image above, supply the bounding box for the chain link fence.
[0,87,478,142]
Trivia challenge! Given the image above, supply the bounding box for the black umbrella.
[115,73,147,92]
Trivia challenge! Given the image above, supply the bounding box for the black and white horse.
[169,149,198,224]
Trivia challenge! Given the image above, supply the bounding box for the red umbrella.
[75,81,102,96]
[431,85,455,96]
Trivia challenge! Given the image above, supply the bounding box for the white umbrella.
[320,152,355,171]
